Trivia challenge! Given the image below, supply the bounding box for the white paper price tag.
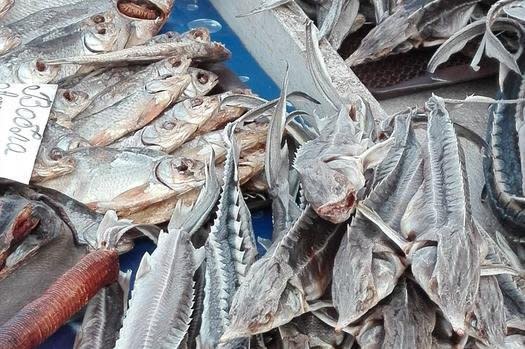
[0,83,58,184]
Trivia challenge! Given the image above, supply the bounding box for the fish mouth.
[316,191,356,224]
[117,0,164,20]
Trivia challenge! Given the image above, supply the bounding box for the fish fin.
[359,137,395,171]
[257,237,272,252]
[118,270,133,314]
[480,263,521,277]
[136,252,152,280]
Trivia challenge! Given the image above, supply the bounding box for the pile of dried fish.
[243,0,523,70]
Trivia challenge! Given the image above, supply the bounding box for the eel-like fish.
[484,54,525,239]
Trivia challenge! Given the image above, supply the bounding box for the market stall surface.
[40,1,277,347]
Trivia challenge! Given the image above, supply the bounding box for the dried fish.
[333,112,421,328]
[38,147,206,217]
[73,74,190,146]
[223,206,343,340]
[115,228,204,348]
[200,123,258,348]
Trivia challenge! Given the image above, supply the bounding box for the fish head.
[176,95,221,124]
[203,42,232,62]
[145,74,192,104]
[155,56,192,76]
[186,69,219,98]
[223,261,304,340]
[183,28,211,43]
[116,0,174,46]
[32,148,76,182]
[84,20,122,53]
[52,89,91,120]
[295,143,365,224]
[0,27,20,56]
[17,59,60,84]
[156,156,206,191]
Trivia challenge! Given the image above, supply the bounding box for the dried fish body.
[45,38,232,66]
[354,279,435,348]
[124,148,265,225]
[223,206,343,340]
[74,56,191,121]
[332,113,423,328]
[407,97,483,336]
[327,0,360,50]
[73,74,191,146]
[112,93,223,152]
[1,2,116,56]
[38,147,206,216]
[0,0,101,24]
[116,229,204,349]
[172,121,269,163]
[347,0,481,66]
[286,313,347,348]
[32,121,90,183]
[200,124,258,348]
[484,60,525,238]
[73,281,126,349]
[0,12,127,83]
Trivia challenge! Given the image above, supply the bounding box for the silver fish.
[0,0,99,24]
[0,12,126,83]
[39,147,206,217]
[74,56,191,120]
[113,92,237,153]
[45,38,232,65]
[73,74,190,146]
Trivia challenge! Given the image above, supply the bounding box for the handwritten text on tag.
[0,83,58,184]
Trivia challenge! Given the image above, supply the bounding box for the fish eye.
[171,59,182,67]
[163,121,176,130]
[35,60,46,72]
[92,15,105,23]
[62,90,74,102]
[197,72,209,84]
[166,32,175,38]
[175,163,188,172]
[49,148,64,161]
[191,97,203,107]
[96,26,107,35]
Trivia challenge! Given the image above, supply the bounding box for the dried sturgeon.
[294,106,393,224]
[222,205,343,340]
[406,96,483,336]
[484,56,525,239]
[354,279,435,348]
[199,123,258,348]
[115,230,204,348]
[332,112,421,328]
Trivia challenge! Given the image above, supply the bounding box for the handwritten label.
[0,83,58,184]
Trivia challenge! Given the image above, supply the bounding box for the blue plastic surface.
[39,1,275,347]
